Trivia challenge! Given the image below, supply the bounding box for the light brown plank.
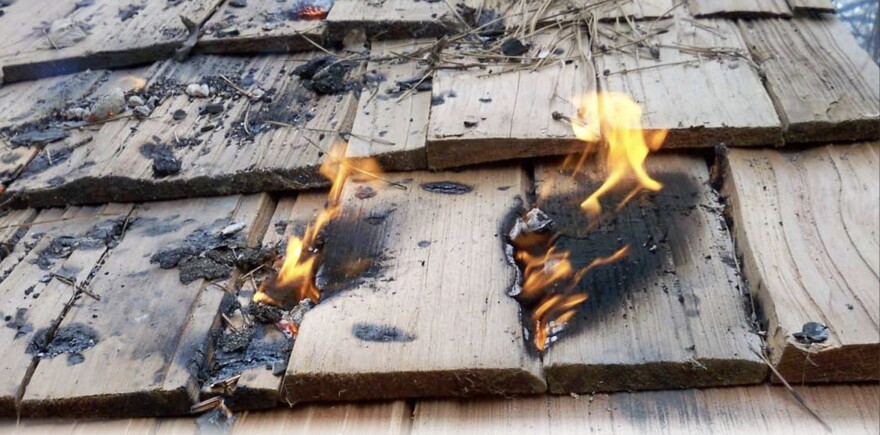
[348,40,433,170]
[549,384,880,434]
[19,195,275,418]
[413,397,550,435]
[282,166,546,402]
[595,18,783,148]
[739,16,880,144]
[536,154,765,393]
[5,53,363,207]
[688,0,792,17]
[723,143,880,383]
[232,401,412,435]
[785,0,835,13]
[0,205,133,417]
[0,418,158,434]
[197,0,325,54]
[0,0,223,82]
[426,28,595,168]
[325,0,449,41]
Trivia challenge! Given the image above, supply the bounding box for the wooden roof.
[0,0,877,429]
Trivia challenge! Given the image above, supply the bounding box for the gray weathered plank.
[723,143,879,383]
[427,28,595,168]
[739,16,880,144]
[347,40,433,170]
[0,0,224,82]
[0,204,132,417]
[5,53,363,207]
[197,0,326,54]
[282,167,546,402]
[594,18,783,147]
[535,154,765,393]
[19,195,274,418]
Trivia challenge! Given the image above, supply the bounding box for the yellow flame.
[515,92,665,352]
[117,75,147,92]
[254,142,384,308]
[571,92,665,216]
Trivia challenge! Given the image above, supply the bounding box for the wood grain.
[347,40,433,170]
[5,54,362,207]
[785,0,835,13]
[536,154,765,393]
[688,0,792,17]
[427,29,594,168]
[595,18,783,148]
[19,195,275,418]
[325,0,450,41]
[197,0,325,54]
[739,16,880,144]
[282,166,546,402]
[723,143,880,383]
[0,66,159,186]
[0,0,223,82]
[0,205,133,417]
[232,401,412,435]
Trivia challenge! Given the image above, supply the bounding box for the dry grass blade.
[751,348,833,433]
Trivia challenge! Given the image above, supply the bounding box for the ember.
[253,142,383,312]
[512,92,667,352]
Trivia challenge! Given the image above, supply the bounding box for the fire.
[513,92,666,352]
[118,75,147,92]
[298,5,327,20]
[253,142,383,309]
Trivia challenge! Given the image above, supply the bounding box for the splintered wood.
[202,194,325,411]
[282,167,546,402]
[723,143,880,383]
[347,40,433,170]
[5,54,362,207]
[740,16,880,144]
[594,18,782,147]
[687,0,792,17]
[0,204,131,417]
[198,0,325,54]
[18,195,274,418]
[427,29,595,168]
[535,154,765,393]
[0,0,223,82]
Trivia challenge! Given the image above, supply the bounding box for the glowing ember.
[253,142,383,310]
[513,92,666,352]
[298,5,327,20]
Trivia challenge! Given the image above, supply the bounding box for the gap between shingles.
[13,203,139,420]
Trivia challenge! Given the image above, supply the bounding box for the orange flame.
[514,92,666,352]
[298,6,327,20]
[570,92,666,216]
[253,142,383,309]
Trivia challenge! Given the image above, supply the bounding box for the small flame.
[514,92,666,352]
[569,92,665,216]
[253,142,383,309]
[118,75,147,92]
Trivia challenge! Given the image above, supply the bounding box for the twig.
[751,348,833,433]
[301,137,408,190]
[220,313,239,333]
[50,273,101,301]
[62,113,140,130]
[219,74,253,98]
[604,59,698,75]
